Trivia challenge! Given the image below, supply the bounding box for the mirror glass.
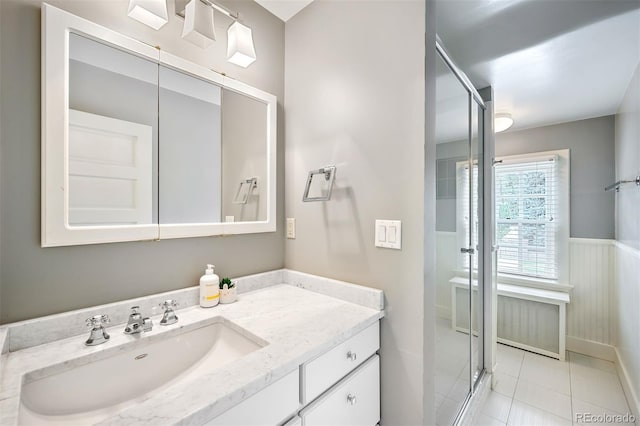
[67,36,270,228]
[220,89,268,223]
[68,33,158,226]
[158,65,221,224]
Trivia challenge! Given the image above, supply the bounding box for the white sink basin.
[18,319,265,425]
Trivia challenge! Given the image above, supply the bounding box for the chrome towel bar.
[605,176,640,192]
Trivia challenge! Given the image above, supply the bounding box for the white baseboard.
[436,304,451,320]
[615,347,640,419]
[566,336,616,362]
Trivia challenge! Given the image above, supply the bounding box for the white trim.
[451,268,573,292]
[496,273,573,292]
[566,336,616,362]
[614,240,640,259]
[42,4,160,247]
[569,237,616,246]
[615,346,640,419]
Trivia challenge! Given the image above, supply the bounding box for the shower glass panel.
[435,44,486,425]
[435,53,472,425]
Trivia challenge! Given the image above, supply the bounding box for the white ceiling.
[254,0,314,21]
[436,0,640,143]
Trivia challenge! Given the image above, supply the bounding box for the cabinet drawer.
[302,321,379,403]
[203,369,299,426]
[300,355,380,426]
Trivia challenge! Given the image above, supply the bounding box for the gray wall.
[0,0,285,323]
[423,0,437,422]
[436,115,616,239]
[284,1,426,424]
[615,64,640,250]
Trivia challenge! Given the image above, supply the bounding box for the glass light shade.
[495,113,514,133]
[127,0,168,30]
[182,0,216,48]
[227,21,256,68]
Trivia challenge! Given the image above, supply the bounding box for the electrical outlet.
[286,218,296,239]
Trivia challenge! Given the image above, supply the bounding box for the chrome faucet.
[160,299,178,325]
[85,314,110,346]
[124,306,153,334]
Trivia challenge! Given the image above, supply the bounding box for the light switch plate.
[375,220,402,249]
[286,218,296,239]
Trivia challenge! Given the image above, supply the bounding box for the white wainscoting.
[436,234,617,358]
[614,241,640,418]
[566,238,616,360]
[436,232,458,320]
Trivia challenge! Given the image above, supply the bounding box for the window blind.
[494,156,558,280]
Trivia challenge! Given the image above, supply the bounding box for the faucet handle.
[142,317,153,332]
[159,300,179,326]
[130,306,140,314]
[160,299,178,311]
[86,314,110,329]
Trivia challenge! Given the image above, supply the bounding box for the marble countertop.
[0,283,383,425]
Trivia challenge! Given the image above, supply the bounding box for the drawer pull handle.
[347,394,357,405]
[346,351,357,361]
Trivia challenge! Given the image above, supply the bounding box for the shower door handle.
[460,247,475,254]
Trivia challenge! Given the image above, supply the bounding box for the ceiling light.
[127,0,168,30]
[495,113,514,133]
[227,21,256,68]
[182,0,216,48]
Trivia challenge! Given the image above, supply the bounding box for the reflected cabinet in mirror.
[42,5,276,247]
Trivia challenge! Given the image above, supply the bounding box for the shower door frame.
[436,37,494,424]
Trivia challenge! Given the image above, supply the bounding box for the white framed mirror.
[41,4,277,247]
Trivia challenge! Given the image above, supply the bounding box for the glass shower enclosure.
[434,39,487,425]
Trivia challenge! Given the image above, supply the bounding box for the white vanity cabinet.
[203,321,381,426]
[300,355,380,426]
[301,321,380,404]
[203,369,300,426]
[299,321,380,426]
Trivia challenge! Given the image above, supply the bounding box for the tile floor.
[477,344,636,426]
[435,317,480,425]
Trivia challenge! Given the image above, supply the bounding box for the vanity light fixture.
[181,0,216,48]
[495,113,514,133]
[127,0,169,30]
[175,0,257,67]
[227,20,256,68]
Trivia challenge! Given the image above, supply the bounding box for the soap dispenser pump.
[199,264,220,308]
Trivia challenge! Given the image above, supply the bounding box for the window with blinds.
[494,155,558,280]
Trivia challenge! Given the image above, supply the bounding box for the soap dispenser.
[199,264,220,308]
